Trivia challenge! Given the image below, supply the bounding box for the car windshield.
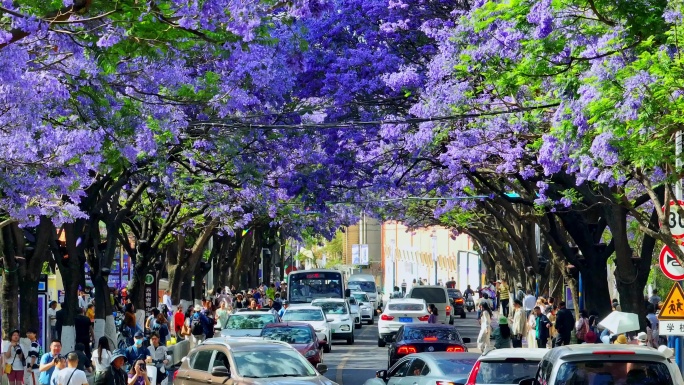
[555,361,673,385]
[388,303,425,311]
[282,309,325,322]
[435,358,479,376]
[288,271,343,303]
[233,349,317,378]
[403,328,460,341]
[475,361,540,384]
[314,302,347,315]
[261,327,313,344]
[349,281,376,293]
[225,314,276,329]
[351,293,369,302]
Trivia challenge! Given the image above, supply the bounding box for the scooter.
[465,295,475,312]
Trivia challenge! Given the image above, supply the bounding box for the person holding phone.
[127,360,150,385]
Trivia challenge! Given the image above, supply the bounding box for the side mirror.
[211,366,231,377]
[344,289,351,297]
[376,369,388,381]
[316,363,328,374]
[518,379,538,385]
[462,337,471,343]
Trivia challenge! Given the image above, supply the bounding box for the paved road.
[323,311,482,385]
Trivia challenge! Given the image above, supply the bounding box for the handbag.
[5,347,17,374]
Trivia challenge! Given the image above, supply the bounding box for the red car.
[260,322,323,365]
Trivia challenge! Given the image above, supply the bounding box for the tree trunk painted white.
[136,309,145,332]
[180,299,192,312]
[60,325,75,354]
[94,316,117,350]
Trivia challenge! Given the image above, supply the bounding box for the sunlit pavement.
[324,311,482,385]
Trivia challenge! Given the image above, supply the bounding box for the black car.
[447,289,466,319]
[387,324,471,368]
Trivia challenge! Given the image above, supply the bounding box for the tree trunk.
[579,258,612,317]
[60,222,88,353]
[0,225,19,338]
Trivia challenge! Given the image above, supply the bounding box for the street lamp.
[389,239,396,290]
[431,233,438,285]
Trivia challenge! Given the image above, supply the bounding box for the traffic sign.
[659,245,684,280]
[658,282,684,320]
[662,200,684,239]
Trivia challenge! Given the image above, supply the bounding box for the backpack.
[576,318,589,341]
[516,290,525,303]
[191,317,203,335]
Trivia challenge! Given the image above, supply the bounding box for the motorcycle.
[465,295,475,312]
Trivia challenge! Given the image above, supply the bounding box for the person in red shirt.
[173,304,185,340]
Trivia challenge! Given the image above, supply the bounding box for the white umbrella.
[598,311,640,335]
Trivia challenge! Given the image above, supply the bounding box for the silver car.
[364,352,480,385]
[350,291,374,324]
[175,337,337,385]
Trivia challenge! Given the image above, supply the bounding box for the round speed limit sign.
[663,200,684,239]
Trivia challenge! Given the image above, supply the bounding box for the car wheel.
[369,318,374,325]
[378,337,386,347]
[355,322,362,329]
[461,313,466,319]
[449,317,454,325]
[323,343,331,353]
[347,333,354,345]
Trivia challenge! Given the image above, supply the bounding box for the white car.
[466,348,548,385]
[312,298,355,345]
[350,291,374,324]
[378,298,429,347]
[282,305,333,353]
[220,311,279,337]
[347,297,363,329]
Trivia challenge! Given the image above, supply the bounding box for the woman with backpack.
[575,309,590,343]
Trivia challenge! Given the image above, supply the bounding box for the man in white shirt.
[48,302,58,341]
[57,353,88,385]
[77,290,88,310]
[523,290,537,318]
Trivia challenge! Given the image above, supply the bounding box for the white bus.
[287,269,346,304]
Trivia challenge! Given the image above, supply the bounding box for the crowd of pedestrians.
[472,279,665,352]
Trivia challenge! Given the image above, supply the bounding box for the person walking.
[148,332,169,385]
[493,316,512,349]
[74,308,94,358]
[91,337,111,383]
[427,305,438,324]
[48,302,58,341]
[56,353,88,385]
[401,280,407,295]
[94,349,127,385]
[26,327,42,385]
[477,301,493,351]
[497,279,510,318]
[526,311,538,348]
[534,306,552,348]
[215,301,230,330]
[509,300,526,348]
[554,301,575,346]
[650,289,661,310]
[38,340,62,385]
[575,310,590,344]
[173,304,185,340]
[4,329,25,385]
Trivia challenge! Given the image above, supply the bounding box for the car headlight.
[305,350,317,357]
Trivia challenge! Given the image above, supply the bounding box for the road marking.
[336,324,373,384]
